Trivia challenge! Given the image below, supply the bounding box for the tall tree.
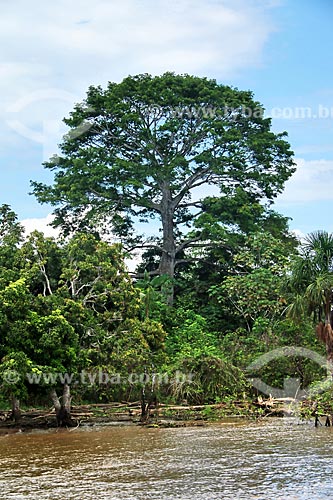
[31,73,295,290]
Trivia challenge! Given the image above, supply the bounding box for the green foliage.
[166,307,220,360]
[2,70,331,413]
[169,355,248,404]
[0,205,24,286]
[286,230,333,324]
[109,318,167,371]
[208,231,292,334]
[0,220,169,405]
[136,271,172,320]
[307,382,333,416]
[0,351,34,400]
[212,268,284,331]
[31,73,295,285]
[0,204,327,409]
[220,319,326,392]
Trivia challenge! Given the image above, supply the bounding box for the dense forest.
[1,74,331,422]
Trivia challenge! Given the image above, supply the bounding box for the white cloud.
[276,158,333,204]
[20,214,60,238]
[0,0,275,89]
[0,0,278,154]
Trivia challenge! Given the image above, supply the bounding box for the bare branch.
[125,243,163,253]
[130,269,161,278]
[177,201,202,209]
[176,236,202,253]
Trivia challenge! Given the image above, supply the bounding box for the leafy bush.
[168,355,248,404]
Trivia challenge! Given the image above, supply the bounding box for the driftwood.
[0,396,319,430]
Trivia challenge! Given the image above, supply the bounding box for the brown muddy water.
[0,418,332,499]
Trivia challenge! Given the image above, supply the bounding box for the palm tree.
[287,231,333,365]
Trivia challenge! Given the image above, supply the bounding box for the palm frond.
[303,231,333,272]
[285,294,307,321]
[306,274,332,301]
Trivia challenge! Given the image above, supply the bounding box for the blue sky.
[1,0,332,237]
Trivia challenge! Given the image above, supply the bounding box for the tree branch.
[172,166,212,209]
[176,236,202,253]
[125,243,163,253]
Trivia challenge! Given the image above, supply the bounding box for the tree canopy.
[31,73,295,286]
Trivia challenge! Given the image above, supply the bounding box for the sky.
[1,0,332,238]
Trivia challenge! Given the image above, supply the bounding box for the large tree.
[31,73,295,287]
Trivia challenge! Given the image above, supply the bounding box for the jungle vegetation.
[0,74,329,421]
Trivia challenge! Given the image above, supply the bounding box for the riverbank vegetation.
[0,74,330,426]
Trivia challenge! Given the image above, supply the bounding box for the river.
[0,418,332,499]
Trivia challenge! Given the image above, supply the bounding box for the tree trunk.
[10,396,21,423]
[51,384,72,426]
[159,187,176,305]
[140,386,149,422]
[316,313,333,378]
[140,386,158,423]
